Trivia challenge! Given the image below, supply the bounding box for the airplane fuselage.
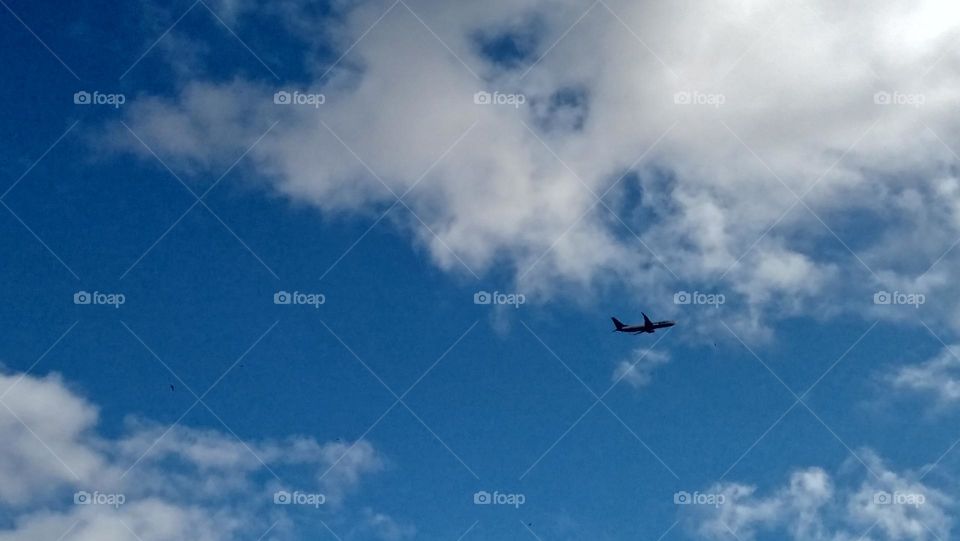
[616,321,675,334]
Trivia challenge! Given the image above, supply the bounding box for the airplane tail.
[611,317,625,331]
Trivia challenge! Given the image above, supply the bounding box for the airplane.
[611,313,675,334]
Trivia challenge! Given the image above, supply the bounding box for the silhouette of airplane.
[611,313,675,334]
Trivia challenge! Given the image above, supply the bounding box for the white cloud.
[110,0,960,336]
[0,500,246,541]
[612,348,670,389]
[350,508,417,541]
[690,452,952,541]
[888,345,960,406]
[0,370,389,540]
[0,373,104,506]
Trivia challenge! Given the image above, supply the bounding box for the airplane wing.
[642,312,653,327]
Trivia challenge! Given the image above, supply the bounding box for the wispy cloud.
[0,370,388,540]
[108,0,960,337]
[612,348,670,390]
[887,345,960,407]
[688,451,951,541]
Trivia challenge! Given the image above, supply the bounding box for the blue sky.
[2,1,960,540]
